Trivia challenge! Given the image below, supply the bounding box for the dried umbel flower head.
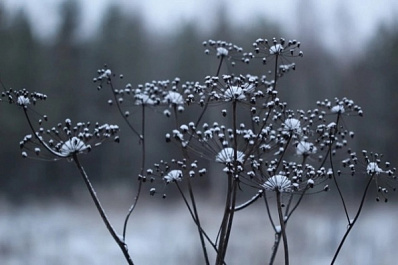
[1,88,47,108]
[362,151,396,202]
[20,119,120,160]
[262,175,292,193]
[296,141,317,157]
[251,37,303,78]
[93,66,114,90]
[204,75,265,104]
[203,40,244,67]
[163,170,183,183]
[317,97,363,117]
[215,147,245,164]
[253,37,303,62]
[107,77,207,119]
[146,159,207,198]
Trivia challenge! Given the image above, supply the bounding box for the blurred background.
[1,0,398,264]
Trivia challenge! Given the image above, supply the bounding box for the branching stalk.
[276,190,289,265]
[123,104,147,240]
[73,154,134,265]
[331,174,374,265]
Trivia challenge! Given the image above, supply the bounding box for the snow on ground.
[0,192,396,265]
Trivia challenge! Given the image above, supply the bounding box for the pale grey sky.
[2,0,398,57]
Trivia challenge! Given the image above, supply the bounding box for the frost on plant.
[17,96,30,106]
[262,175,292,192]
[366,162,383,175]
[296,141,317,156]
[4,35,397,265]
[283,118,302,135]
[2,88,47,107]
[19,119,120,160]
[60,136,90,156]
[215,147,245,164]
[163,169,183,183]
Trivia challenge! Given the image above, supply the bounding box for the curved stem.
[123,104,146,240]
[263,194,276,232]
[234,190,263,211]
[73,154,134,265]
[330,174,374,265]
[122,180,142,240]
[330,150,350,223]
[285,189,307,221]
[323,113,350,223]
[109,79,141,138]
[23,108,68,158]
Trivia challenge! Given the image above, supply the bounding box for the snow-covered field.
[0,190,396,265]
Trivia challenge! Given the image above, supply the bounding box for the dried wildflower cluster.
[1,88,47,107]
[203,40,244,66]
[5,36,396,265]
[90,37,395,204]
[342,150,397,202]
[145,159,207,198]
[19,118,120,160]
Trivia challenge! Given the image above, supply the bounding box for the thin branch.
[123,104,147,240]
[23,108,68,158]
[122,180,142,241]
[175,182,219,255]
[109,78,141,138]
[329,139,350,223]
[276,190,289,265]
[234,190,263,211]
[186,179,210,265]
[73,154,134,265]
[330,174,374,265]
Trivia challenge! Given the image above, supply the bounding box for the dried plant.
[2,37,396,265]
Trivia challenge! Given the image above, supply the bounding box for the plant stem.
[276,190,289,265]
[73,154,134,265]
[109,78,141,138]
[123,104,146,240]
[330,174,374,265]
[175,181,215,265]
[187,178,210,265]
[234,190,263,211]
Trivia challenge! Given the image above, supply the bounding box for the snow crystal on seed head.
[284,118,302,134]
[163,170,183,183]
[224,86,246,101]
[367,162,384,175]
[296,141,317,156]
[216,47,228,57]
[331,105,345,114]
[262,175,292,192]
[216,147,245,164]
[17,96,30,106]
[269,44,283,55]
[135,94,156,105]
[60,137,89,156]
[164,91,184,105]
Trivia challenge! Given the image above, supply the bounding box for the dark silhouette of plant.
[2,36,396,265]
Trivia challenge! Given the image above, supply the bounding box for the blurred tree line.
[0,1,397,201]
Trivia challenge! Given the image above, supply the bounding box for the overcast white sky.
[2,0,398,56]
